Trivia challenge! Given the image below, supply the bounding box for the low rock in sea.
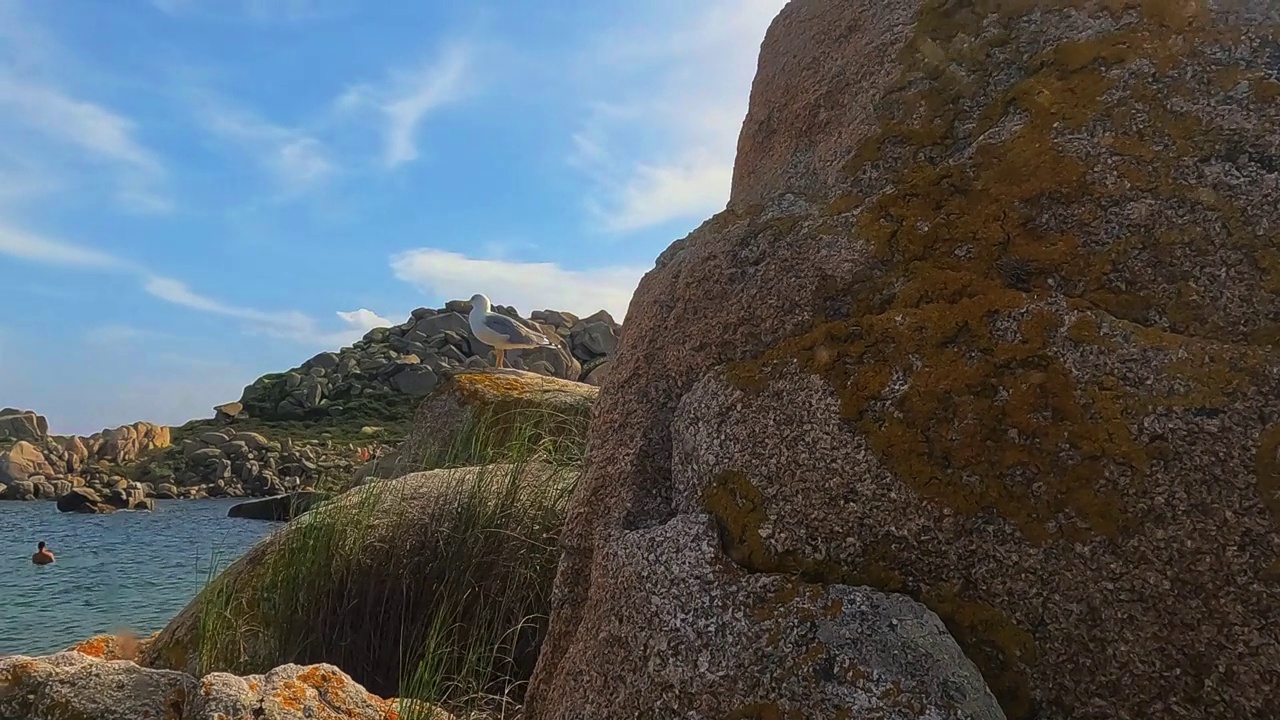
[54,487,115,514]
[226,490,330,521]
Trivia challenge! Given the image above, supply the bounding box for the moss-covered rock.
[527,2,1280,719]
[354,369,597,484]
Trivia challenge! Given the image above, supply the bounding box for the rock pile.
[527,1,1280,719]
[0,417,172,508]
[234,301,621,421]
[0,410,380,510]
[155,429,375,500]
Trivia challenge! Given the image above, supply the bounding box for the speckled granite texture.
[526,1,1280,718]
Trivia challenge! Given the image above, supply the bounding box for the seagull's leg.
[495,347,504,368]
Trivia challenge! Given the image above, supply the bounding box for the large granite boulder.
[0,440,55,484]
[0,651,193,720]
[0,408,48,442]
[527,2,1280,720]
[84,422,171,464]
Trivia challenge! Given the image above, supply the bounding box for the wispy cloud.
[337,43,472,169]
[570,0,784,233]
[197,97,336,195]
[0,76,160,172]
[142,275,313,328]
[0,222,129,269]
[0,220,373,346]
[0,6,170,214]
[390,248,643,320]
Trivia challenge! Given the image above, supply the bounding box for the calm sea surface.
[0,499,276,656]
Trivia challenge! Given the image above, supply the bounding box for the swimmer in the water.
[32,541,54,565]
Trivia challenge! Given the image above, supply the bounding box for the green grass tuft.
[191,403,588,718]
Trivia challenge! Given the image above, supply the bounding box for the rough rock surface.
[0,408,47,442]
[0,651,418,720]
[354,369,597,484]
[0,651,192,720]
[527,2,1280,720]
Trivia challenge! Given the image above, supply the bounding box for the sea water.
[0,498,275,656]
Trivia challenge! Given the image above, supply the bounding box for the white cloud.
[390,248,643,320]
[0,74,168,212]
[0,219,369,347]
[198,99,335,195]
[142,275,313,329]
[336,308,391,332]
[338,43,471,169]
[0,222,129,269]
[571,0,785,233]
[143,277,392,348]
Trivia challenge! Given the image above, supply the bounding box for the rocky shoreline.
[0,300,620,513]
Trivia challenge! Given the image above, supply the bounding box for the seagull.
[468,293,555,368]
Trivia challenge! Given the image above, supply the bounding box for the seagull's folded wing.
[485,313,551,346]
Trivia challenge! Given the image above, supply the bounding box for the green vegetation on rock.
[140,372,593,719]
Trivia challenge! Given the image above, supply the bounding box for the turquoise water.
[0,499,276,656]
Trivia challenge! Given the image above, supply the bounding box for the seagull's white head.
[469,293,491,312]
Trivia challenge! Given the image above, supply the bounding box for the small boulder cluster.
[156,429,379,501]
[0,410,171,510]
[230,300,621,421]
[0,409,381,512]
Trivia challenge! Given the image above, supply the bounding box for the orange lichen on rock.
[69,635,114,659]
[68,631,147,661]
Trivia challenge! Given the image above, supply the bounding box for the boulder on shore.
[526,1,1280,719]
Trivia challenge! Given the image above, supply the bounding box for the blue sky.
[0,0,784,434]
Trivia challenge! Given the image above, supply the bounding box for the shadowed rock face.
[526,1,1280,719]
